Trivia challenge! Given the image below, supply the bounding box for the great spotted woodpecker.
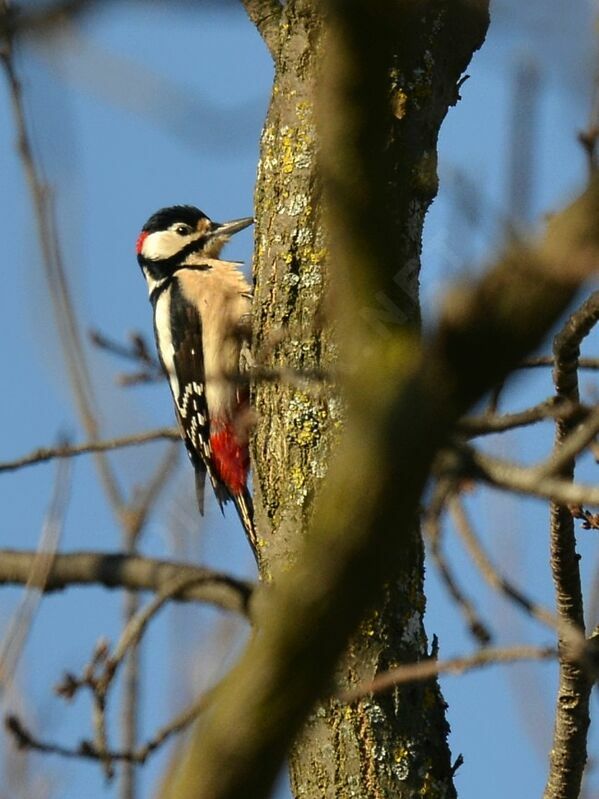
[136,205,257,559]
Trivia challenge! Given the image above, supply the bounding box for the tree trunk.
[251,2,489,797]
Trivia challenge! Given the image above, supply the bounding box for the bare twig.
[458,397,586,437]
[132,690,212,761]
[90,329,163,387]
[448,497,575,640]
[341,645,556,702]
[542,293,599,799]
[538,403,599,479]
[521,356,599,370]
[121,443,180,544]
[102,575,207,693]
[6,713,104,761]
[0,428,180,474]
[0,551,254,616]
[6,683,212,766]
[569,505,599,531]
[424,494,492,644]
[90,329,159,369]
[0,455,71,693]
[440,446,599,508]
[48,577,214,778]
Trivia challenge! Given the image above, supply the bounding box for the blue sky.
[1,1,597,797]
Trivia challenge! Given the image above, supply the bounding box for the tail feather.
[193,461,207,515]
[233,488,259,564]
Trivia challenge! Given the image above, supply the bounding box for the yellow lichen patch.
[392,88,408,119]
[290,464,305,490]
[281,133,296,175]
[309,247,327,264]
[286,392,327,448]
[418,771,445,798]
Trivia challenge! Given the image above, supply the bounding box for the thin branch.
[0,551,253,616]
[0,455,71,693]
[0,428,180,473]
[448,497,572,637]
[90,330,159,369]
[239,0,282,58]
[538,403,599,478]
[102,575,208,693]
[6,714,103,761]
[569,505,599,531]
[342,645,556,702]
[445,446,599,508]
[45,574,216,780]
[423,493,492,644]
[542,292,599,799]
[458,397,586,437]
[132,690,212,762]
[6,684,213,766]
[521,356,599,370]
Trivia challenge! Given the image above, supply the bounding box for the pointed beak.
[209,216,254,238]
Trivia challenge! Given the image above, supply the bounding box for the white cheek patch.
[142,230,191,260]
[153,291,179,399]
[142,230,179,260]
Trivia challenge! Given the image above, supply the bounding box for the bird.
[135,204,257,560]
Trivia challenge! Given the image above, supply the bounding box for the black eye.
[175,225,192,236]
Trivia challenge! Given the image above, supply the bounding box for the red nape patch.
[136,230,148,254]
[210,424,249,495]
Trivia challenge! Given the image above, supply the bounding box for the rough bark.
[251,2,489,797]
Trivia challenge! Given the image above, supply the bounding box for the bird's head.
[136,205,253,281]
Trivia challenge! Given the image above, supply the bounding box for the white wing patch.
[178,382,211,457]
[154,289,179,398]
[179,382,206,421]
